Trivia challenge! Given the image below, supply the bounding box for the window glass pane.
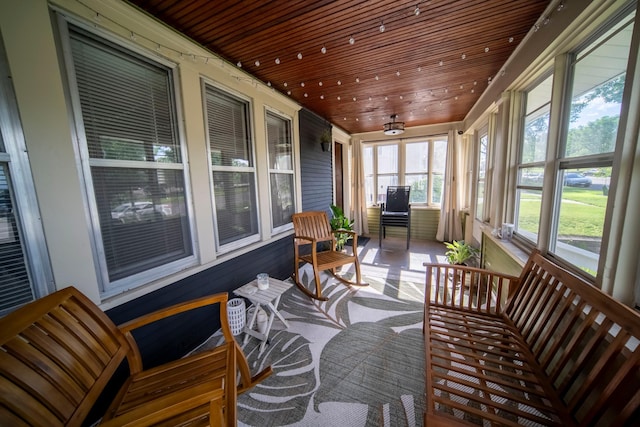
[94,167,191,281]
[270,174,294,228]
[267,112,292,170]
[565,21,633,158]
[70,29,180,163]
[206,88,252,167]
[377,175,398,204]
[475,133,488,220]
[516,188,542,243]
[363,146,374,205]
[522,104,550,164]
[406,142,427,173]
[377,145,397,174]
[554,170,607,276]
[213,171,258,245]
[431,173,444,205]
[0,166,33,311]
[432,140,447,174]
[523,75,552,164]
[518,167,545,187]
[266,111,294,229]
[69,26,191,287]
[406,174,427,203]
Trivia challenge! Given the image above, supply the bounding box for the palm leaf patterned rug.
[196,264,426,427]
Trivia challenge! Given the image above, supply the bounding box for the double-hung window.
[204,85,259,250]
[363,137,447,207]
[550,13,634,275]
[516,74,553,243]
[66,25,192,294]
[266,111,295,232]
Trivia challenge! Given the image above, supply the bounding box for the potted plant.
[320,129,332,152]
[444,240,479,266]
[329,204,354,251]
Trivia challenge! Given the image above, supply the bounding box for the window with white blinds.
[68,26,192,289]
[0,164,32,313]
[204,85,259,248]
[0,34,52,315]
[266,111,295,230]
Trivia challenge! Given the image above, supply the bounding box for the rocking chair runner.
[292,211,367,301]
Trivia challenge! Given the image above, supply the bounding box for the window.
[0,35,54,314]
[475,130,489,221]
[204,85,259,249]
[549,14,634,275]
[266,111,295,231]
[67,25,192,294]
[363,137,447,207]
[516,75,553,243]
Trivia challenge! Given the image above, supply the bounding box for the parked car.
[564,173,592,187]
[111,202,153,223]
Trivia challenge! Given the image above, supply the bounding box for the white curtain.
[350,138,369,235]
[436,130,464,242]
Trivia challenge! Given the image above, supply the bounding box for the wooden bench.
[0,286,272,426]
[423,250,640,426]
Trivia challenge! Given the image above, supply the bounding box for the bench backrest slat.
[505,251,640,426]
[0,287,131,426]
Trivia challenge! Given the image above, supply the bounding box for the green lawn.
[518,187,607,237]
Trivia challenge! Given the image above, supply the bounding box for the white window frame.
[265,108,295,234]
[58,16,196,297]
[0,36,54,315]
[202,81,260,253]
[363,136,448,208]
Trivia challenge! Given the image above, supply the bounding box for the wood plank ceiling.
[126,0,552,134]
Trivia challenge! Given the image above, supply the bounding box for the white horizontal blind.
[0,165,33,312]
[266,111,294,229]
[69,26,192,285]
[205,85,258,247]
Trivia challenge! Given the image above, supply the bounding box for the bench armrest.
[424,263,519,315]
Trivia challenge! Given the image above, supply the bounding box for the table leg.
[243,304,259,345]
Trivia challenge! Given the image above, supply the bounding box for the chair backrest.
[384,186,410,212]
[0,287,131,426]
[292,211,333,243]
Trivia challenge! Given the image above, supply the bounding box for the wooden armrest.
[100,382,224,427]
[332,229,356,237]
[294,235,317,243]
[118,293,228,333]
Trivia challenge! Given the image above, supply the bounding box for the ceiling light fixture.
[414,5,420,16]
[383,114,405,135]
[379,21,385,32]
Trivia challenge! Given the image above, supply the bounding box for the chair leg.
[406,224,410,249]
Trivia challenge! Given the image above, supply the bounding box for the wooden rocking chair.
[292,211,367,301]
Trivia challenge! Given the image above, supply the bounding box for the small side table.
[233,277,292,354]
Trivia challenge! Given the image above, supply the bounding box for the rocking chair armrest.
[294,235,317,243]
[332,229,356,237]
[118,293,229,333]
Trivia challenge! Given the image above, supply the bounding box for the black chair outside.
[379,186,411,249]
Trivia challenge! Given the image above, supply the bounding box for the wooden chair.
[0,287,272,426]
[292,211,367,301]
[379,186,411,249]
